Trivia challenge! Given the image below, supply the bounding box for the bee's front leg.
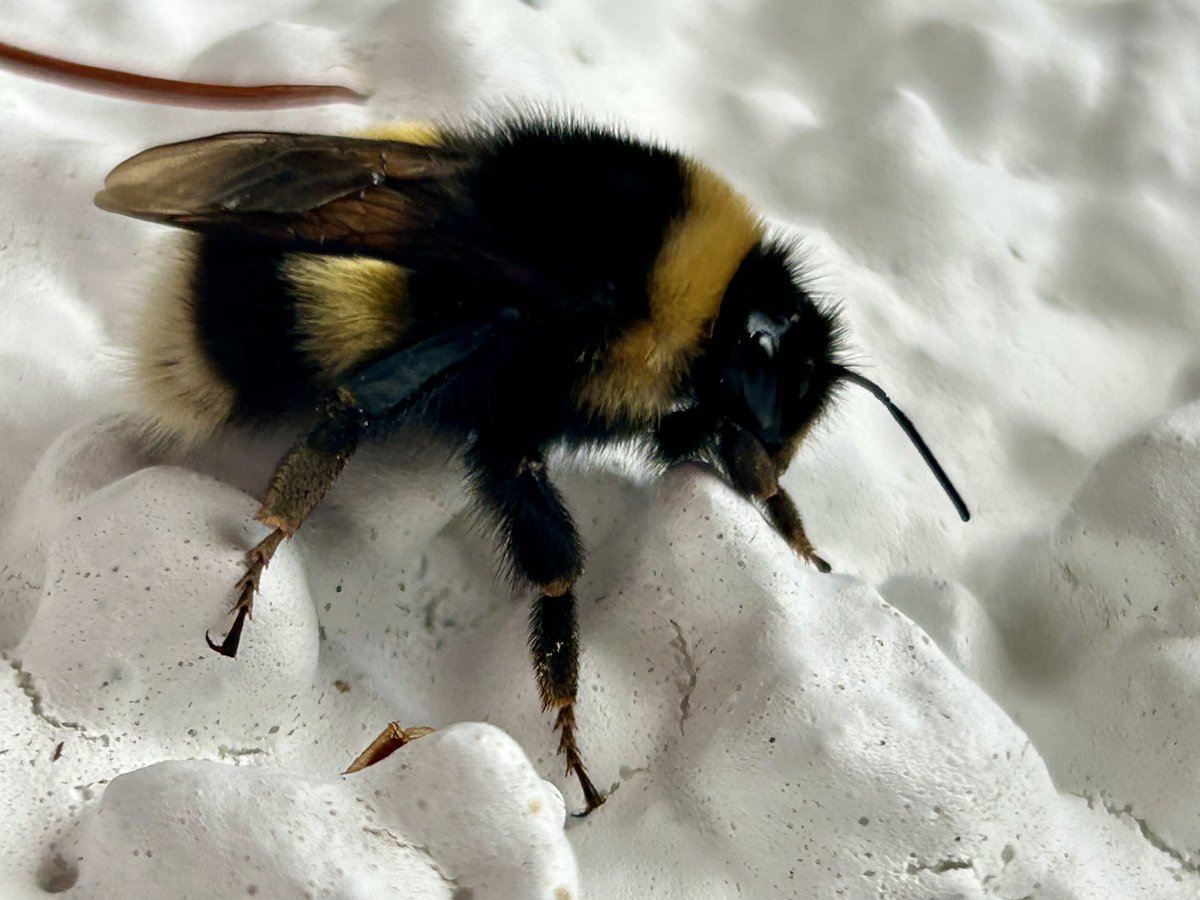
[653,405,719,465]
[719,421,831,573]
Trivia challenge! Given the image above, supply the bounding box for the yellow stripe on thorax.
[354,122,443,145]
[577,162,763,422]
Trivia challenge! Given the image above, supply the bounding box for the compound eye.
[722,333,783,444]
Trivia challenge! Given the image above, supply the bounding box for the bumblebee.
[96,117,969,813]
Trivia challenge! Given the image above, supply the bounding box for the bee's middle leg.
[469,441,605,813]
[208,395,360,657]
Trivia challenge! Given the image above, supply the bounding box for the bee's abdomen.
[133,236,411,443]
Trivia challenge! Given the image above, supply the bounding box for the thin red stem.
[0,39,367,108]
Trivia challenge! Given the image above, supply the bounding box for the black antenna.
[834,368,971,522]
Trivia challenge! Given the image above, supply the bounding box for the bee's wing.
[94,132,471,255]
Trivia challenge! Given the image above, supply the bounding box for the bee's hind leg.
[208,528,286,657]
[469,441,605,814]
[207,392,360,657]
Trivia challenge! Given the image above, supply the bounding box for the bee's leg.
[762,488,831,574]
[207,394,360,657]
[469,443,604,814]
[529,590,605,814]
[719,421,831,573]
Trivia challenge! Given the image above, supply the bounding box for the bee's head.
[714,241,844,461]
[714,240,971,522]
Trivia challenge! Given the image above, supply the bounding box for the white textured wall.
[2,1,1199,896]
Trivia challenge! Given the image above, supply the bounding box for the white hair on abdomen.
[125,236,235,448]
